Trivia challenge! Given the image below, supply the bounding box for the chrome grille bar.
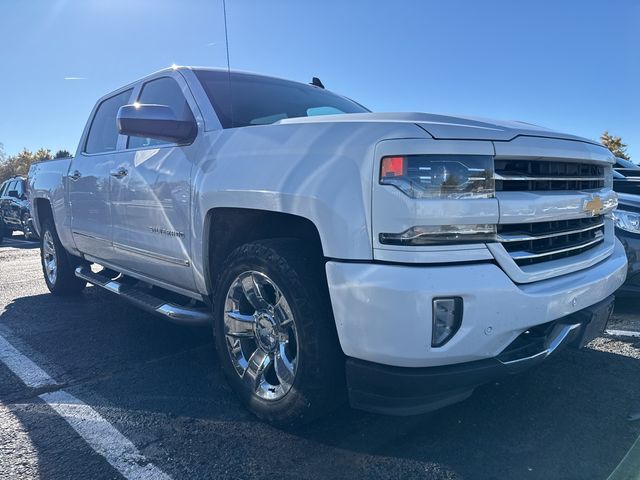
[494,174,603,182]
[494,159,605,192]
[497,215,606,266]
[508,235,605,261]
[497,220,605,243]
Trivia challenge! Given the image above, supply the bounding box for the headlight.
[379,154,496,245]
[380,155,495,199]
[613,209,640,234]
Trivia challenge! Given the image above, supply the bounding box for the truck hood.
[279,112,599,144]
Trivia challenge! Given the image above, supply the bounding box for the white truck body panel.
[327,240,627,367]
[28,66,626,372]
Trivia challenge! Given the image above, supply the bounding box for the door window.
[4,180,16,196]
[127,77,195,149]
[13,180,24,197]
[84,89,133,154]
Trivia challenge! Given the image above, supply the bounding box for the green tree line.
[0,144,71,183]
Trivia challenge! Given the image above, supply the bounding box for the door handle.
[110,167,128,179]
[70,170,82,181]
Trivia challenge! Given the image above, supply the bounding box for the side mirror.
[117,104,196,144]
[7,190,19,199]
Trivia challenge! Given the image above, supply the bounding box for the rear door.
[108,73,200,292]
[68,88,134,262]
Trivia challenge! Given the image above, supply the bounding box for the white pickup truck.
[29,67,627,425]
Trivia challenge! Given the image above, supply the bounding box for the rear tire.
[0,220,5,244]
[213,239,344,426]
[40,219,87,296]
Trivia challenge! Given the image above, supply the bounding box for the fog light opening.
[432,297,463,347]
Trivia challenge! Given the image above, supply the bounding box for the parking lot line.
[0,333,172,480]
[40,390,172,480]
[0,334,58,388]
[606,329,640,338]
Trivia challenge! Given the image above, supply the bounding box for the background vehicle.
[614,157,640,179]
[0,176,38,242]
[28,67,627,426]
[613,162,640,195]
[612,172,640,296]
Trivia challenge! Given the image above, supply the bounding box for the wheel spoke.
[42,231,58,284]
[242,348,272,392]
[224,311,256,338]
[241,273,271,311]
[273,296,293,327]
[274,343,295,391]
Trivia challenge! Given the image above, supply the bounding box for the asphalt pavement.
[1,233,640,480]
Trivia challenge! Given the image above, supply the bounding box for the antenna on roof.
[310,77,325,89]
[222,0,234,127]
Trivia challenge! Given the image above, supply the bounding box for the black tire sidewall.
[41,221,59,292]
[40,219,86,295]
[213,240,343,425]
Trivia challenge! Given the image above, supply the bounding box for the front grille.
[498,216,605,266]
[495,159,604,191]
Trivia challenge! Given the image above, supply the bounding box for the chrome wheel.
[224,271,298,401]
[43,230,58,285]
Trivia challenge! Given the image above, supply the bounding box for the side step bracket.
[75,266,211,326]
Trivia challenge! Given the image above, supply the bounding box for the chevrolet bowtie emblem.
[584,196,604,216]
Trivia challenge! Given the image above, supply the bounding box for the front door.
[68,88,134,262]
[109,73,199,292]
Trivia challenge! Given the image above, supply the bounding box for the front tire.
[213,239,344,426]
[40,219,87,295]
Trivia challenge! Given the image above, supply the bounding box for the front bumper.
[326,239,627,368]
[346,296,615,415]
[615,228,640,296]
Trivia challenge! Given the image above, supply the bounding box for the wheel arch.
[33,197,53,236]
[203,208,325,297]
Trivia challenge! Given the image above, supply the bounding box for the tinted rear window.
[194,70,368,128]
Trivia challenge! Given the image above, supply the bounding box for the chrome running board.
[75,266,211,326]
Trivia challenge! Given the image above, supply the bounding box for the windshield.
[194,70,369,128]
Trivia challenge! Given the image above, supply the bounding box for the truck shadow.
[1,289,639,479]
[613,296,640,317]
[0,235,39,249]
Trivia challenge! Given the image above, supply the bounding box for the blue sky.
[0,0,638,159]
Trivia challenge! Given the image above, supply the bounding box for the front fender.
[190,121,430,295]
